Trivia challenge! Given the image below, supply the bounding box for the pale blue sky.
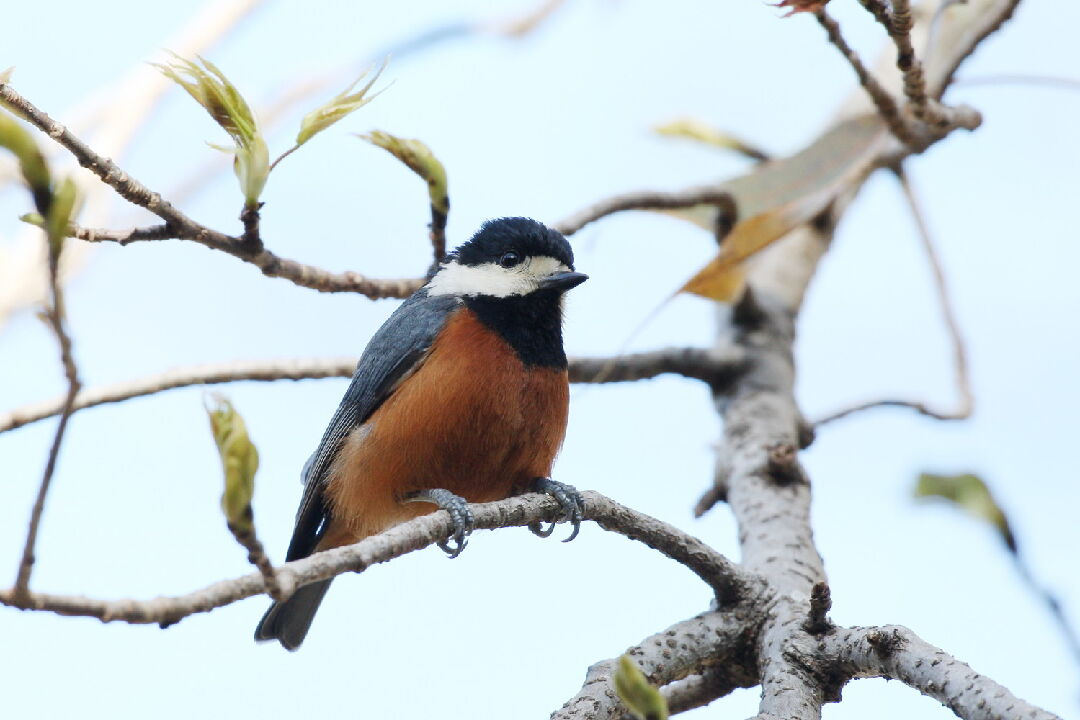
[1,2,1077,719]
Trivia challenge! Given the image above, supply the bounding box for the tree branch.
[0,491,747,626]
[553,188,737,237]
[226,521,282,602]
[0,357,360,433]
[552,604,764,720]
[568,347,747,387]
[813,167,972,427]
[0,82,422,298]
[814,9,919,148]
[13,238,82,598]
[823,625,1063,720]
[1,349,747,434]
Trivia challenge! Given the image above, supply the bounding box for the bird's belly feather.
[319,309,569,547]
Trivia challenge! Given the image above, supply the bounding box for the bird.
[255,217,588,650]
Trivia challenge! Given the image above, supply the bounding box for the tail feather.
[254,578,333,651]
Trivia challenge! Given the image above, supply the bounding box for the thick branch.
[0,82,421,298]
[0,491,746,625]
[552,604,763,720]
[823,625,1063,720]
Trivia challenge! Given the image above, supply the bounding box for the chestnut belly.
[320,309,570,547]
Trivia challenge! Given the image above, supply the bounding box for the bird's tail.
[254,578,333,651]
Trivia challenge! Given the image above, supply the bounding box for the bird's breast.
[322,307,570,544]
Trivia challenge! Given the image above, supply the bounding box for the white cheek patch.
[427,256,570,298]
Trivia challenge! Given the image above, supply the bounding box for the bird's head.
[426,217,587,298]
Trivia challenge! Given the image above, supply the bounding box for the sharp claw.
[528,520,556,538]
[531,477,585,542]
[406,488,474,558]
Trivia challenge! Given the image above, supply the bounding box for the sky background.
[1,1,1077,718]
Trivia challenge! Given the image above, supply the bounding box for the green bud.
[361,130,448,216]
[206,393,260,535]
[0,109,52,206]
[44,176,79,260]
[613,655,668,720]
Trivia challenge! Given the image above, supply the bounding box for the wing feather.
[284,290,461,561]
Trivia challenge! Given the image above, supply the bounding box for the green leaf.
[0,109,51,203]
[915,472,1017,553]
[296,61,386,147]
[44,177,78,260]
[206,393,260,534]
[613,655,668,720]
[654,117,768,161]
[155,54,268,207]
[360,130,448,215]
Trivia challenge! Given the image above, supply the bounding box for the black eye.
[498,251,522,268]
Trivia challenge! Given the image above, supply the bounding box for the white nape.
[427,256,569,298]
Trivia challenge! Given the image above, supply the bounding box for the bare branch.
[824,625,1063,720]
[814,167,972,427]
[226,522,282,602]
[856,0,977,131]
[814,10,920,148]
[0,82,422,298]
[568,347,747,388]
[587,494,750,605]
[13,241,82,598]
[1,349,749,435]
[0,491,746,625]
[553,187,736,237]
[661,664,758,716]
[68,223,176,243]
[0,357,359,434]
[429,201,448,262]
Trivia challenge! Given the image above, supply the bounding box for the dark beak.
[539,271,588,292]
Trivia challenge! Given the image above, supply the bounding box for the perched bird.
[255,217,588,650]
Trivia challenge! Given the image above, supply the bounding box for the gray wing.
[283,290,461,561]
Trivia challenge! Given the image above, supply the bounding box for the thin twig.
[0,82,421,298]
[0,357,359,434]
[68,223,176,244]
[1008,551,1080,671]
[554,187,737,237]
[1,350,748,434]
[429,201,448,261]
[814,9,921,149]
[0,491,748,624]
[955,74,1080,92]
[569,347,747,387]
[814,167,972,427]
[13,240,82,598]
[857,0,969,130]
[227,521,282,601]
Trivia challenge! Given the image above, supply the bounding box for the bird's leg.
[528,477,584,542]
[404,488,474,558]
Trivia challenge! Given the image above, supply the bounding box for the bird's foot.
[405,488,474,558]
[528,477,584,542]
